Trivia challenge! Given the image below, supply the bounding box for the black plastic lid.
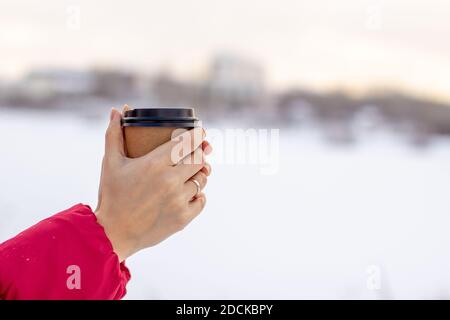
[122,108,199,128]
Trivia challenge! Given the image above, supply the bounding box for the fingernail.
[204,163,211,175]
[110,108,121,122]
[110,108,115,121]
[204,144,213,155]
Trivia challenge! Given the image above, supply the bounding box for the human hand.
[95,107,212,262]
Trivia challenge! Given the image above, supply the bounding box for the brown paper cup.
[124,126,177,158]
[122,108,199,158]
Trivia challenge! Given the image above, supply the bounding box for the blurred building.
[91,69,137,99]
[1,57,450,145]
[25,68,95,97]
[0,69,94,108]
[148,54,268,118]
[151,71,200,109]
[205,53,266,111]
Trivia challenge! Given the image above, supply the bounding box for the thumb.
[105,108,125,158]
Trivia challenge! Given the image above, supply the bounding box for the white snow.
[1,108,450,299]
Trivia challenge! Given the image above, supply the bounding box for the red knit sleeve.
[0,204,131,300]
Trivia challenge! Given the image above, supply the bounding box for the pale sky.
[1,0,450,101]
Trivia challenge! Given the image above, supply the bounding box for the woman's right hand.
[95,108,212,262]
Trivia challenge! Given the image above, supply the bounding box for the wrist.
[95,208,136,262]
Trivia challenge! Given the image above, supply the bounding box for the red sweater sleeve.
[0,204,131,300]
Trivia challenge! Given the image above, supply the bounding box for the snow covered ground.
[1,108,450,299]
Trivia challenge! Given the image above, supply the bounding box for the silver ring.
[190,179,201,197]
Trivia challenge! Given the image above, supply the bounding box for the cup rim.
[122,108,199,128]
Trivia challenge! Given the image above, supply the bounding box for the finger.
[201,162,211,176]
[120,105,131,156]
[183,193,206,224]
[184,170,208,200]
[188,193,206,220]
[202,140,213,155]
[148,127,205,165]
[105,108,125,158]
[175,146,205,181]
[122,104,130,114]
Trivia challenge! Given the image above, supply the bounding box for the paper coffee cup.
[122,108,200,158]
